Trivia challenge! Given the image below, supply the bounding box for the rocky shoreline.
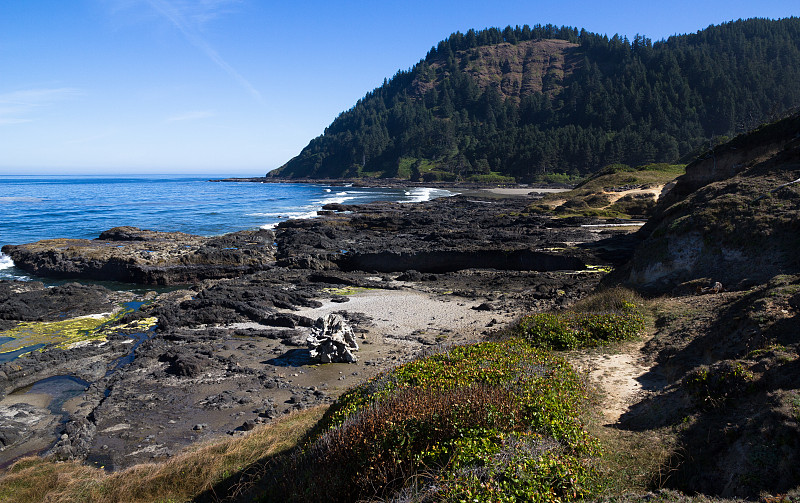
[0,194,636,471]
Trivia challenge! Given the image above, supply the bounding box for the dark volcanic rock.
[2,227,276,285]
[160,349,211,377]
[276,196,624,273]
[149,270,321,331]
[0,281,121,329]
[0,337,131,398]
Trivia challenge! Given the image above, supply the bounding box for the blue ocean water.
[0,175,452,281]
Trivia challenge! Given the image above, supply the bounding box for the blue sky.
[1,1,798,176]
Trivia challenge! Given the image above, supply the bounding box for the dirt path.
[570,339,664,424]
[601,186,664,205]
[540,184,666,213]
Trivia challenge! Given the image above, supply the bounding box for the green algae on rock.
[0,308,157,356]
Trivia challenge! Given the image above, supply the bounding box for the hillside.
[270,18,800,182]
[599,111,800,497]
[626,111,800,292]
[528,162,685,218]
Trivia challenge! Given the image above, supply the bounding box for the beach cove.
[0,184,627,470]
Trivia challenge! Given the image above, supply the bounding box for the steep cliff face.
[418,38,581,100]
[627,113,800,291]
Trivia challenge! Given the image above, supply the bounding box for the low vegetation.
[683,361,756,410]
[517,287,646,350]
[260,338,601,502]
[529,163,685,219]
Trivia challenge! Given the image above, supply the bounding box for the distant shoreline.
[210,176,573,198]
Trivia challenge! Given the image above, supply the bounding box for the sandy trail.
[602,186,664,205]
[540,184,666,212]
[570,339,664,424]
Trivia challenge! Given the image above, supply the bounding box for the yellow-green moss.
[321,286,374,296]
[0,308,156,355]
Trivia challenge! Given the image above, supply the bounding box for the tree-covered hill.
[270,18,800,182]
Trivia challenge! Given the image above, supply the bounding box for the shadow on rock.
[265,349,315,367]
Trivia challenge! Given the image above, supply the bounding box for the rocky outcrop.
[0,281,125,330]
[626,112,800,292]
[1,227,276,285]
[2,196,632,286]
[276,196,628,274]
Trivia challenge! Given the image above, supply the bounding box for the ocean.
[0,175,452,281]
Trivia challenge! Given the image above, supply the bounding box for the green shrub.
[517,289,646,350]
[517,308,645,350]
[261,339,600,502]
[683,361,756,409]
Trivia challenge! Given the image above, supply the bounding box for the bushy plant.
[683,361,756,409]
[262,338,600,502]
[517,308,645,350]
[516,288,646,351]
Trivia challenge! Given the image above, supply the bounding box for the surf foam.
[0,252,13,270]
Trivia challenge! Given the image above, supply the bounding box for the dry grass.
[0,405,328,503]
[570,286,646,314]
[591,424,677,496]
[530,163,684,219]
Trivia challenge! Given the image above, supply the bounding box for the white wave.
[260,209,320,229]
[0,252,29,281]
[256,186,452,230]
[402,187,454,203]
[254,205,322,229]
[249,208,318,219]
[324,188,331,192]
[319,193,358,205]
[0,252,14,270]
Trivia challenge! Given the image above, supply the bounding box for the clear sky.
[1,0,798,176]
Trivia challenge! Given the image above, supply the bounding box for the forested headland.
[270,18,800,182]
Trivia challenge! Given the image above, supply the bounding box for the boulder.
[306,314,359,363]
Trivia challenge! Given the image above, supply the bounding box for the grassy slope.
[0,407,326,503]
[529,164,685,219]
